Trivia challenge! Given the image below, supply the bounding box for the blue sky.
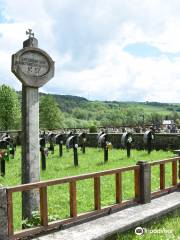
[124,42,180,60]
[124,43,162,58]
[0,0,180,102]
[0,1,4,22]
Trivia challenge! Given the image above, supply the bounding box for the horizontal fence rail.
[2,156,180,239]
[150,157,180,197]
[6,165,140,239]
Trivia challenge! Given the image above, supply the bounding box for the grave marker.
[143,130,155,154]
[121,132,133,158]
[98,133,112,162]
[97,131,104,148]
[0,140,8,176]
[78,132,86,154]
[11,30,54,219]
[55,134,64,157]
[66,135,79,167]
[48,133,55,154]
[39,137,48,171]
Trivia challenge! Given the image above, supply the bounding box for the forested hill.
[17,90,180,128]
[44,93,88,112]
[45,93,180,114]
[1,86,179,131]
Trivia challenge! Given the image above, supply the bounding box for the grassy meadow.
[0,146,179,234]
[117,210,180,240]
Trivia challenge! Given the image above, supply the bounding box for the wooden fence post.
[136,161,151,204]
[0,187,8,240]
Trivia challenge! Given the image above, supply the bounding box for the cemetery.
[0,128,180,239]
[0,31,180,240]
[0,144,178,227]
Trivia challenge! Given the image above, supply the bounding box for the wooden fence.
[1,157,180,239]
[150,157,179,197]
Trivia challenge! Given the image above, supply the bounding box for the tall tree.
[40,95,65,129]
[0,84,21,130]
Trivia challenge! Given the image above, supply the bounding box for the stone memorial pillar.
[11,29,54,219]
[0,187,8,240]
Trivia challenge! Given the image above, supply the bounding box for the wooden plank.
[94,177,101,210]
[13,199,136,240]
[172,161,177,186]
[134,168,140,201]
[6,157,180,194]
[160,163,165,190]
[151,185,179,198]
[7,190,14,236]
[7,165,139,193]
[115,173,122,204]
[40,187,48,226]
[8,157,180,192]
[70,181,77,217]
[150,157,180,166]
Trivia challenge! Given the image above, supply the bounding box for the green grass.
[116,210,180,240]
[0,147,177,232]
[142,106,170,115]
[129,103,171,115]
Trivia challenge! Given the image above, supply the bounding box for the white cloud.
[48,43,180,102]
[0,0,180,102]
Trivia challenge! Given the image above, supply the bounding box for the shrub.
[22,211,59,229]
[89,125,97,133]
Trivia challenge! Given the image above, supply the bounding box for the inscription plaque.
[18,51,49,77]
[12,47,54,88]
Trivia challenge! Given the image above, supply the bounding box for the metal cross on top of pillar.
[26,29,34,38]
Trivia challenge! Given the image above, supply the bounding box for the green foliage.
[22,211,59,228]
[72,108,90,120]
[22,211,40,228]
[40,95,65,129]
[1,84,180,130]
[0,85,21,130]
[89,125,97,133]
[51,94,88,113]
[146,113,163,125]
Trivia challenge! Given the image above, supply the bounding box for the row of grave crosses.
[0,129,155,176]
[38,129,155,171]
[39,131,87,169]
[4,129,180,181]
[97,129,155,161]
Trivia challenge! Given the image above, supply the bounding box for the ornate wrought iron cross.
[26,29,34,38]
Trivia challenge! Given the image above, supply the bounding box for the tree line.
[0,84,179,131]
